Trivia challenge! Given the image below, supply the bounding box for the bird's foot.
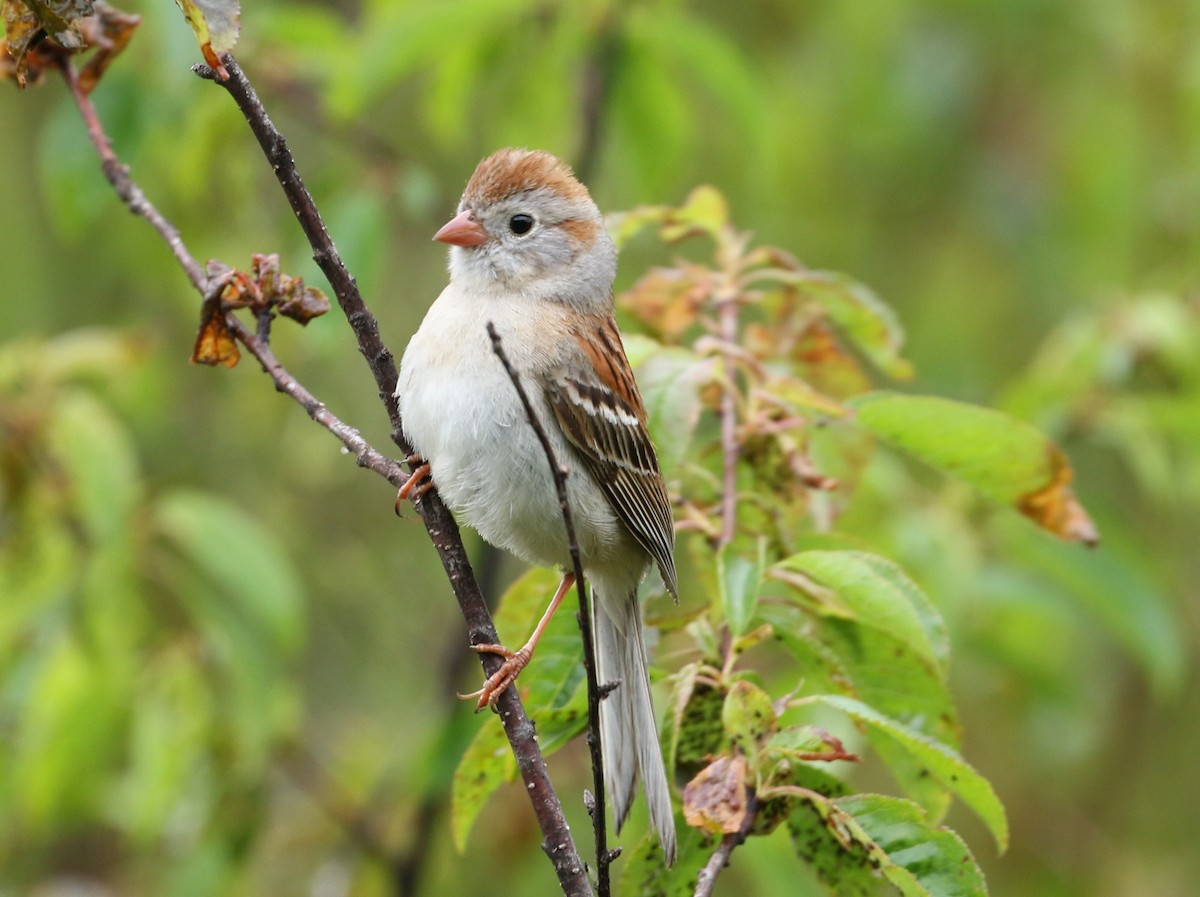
[460,643,533,711]
[395,454,433,513]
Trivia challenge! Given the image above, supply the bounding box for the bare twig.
[693,792,759,897]
[60,47,590,897]
[485,322,615,895]
[223,316,409,484]
[60,59,205,290]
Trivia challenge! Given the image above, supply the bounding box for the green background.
[1,1,1197,894]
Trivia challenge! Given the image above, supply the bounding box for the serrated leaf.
[849,392,1098,545]
[759,602,960,754]
[787,799,878,897]
[717,541,766,638]
[812,695,1008,851]
[450,716,515,853]
[836,794,989,897]
[775,550,948,672]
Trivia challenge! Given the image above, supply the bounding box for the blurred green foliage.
[2,1,1198,895]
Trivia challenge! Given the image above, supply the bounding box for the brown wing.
[544,314,678,598]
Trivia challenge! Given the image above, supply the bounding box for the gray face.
[450,186,617,310]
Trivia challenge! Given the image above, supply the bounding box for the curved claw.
[460,645,532,711]
[395,455,433,514]
[458,574,575,711]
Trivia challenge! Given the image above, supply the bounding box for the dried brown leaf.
[682,753,750,835]
[1017,445,1099,546]
[191,305,239,367]
[2,1,138,90]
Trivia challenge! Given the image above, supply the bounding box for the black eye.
[509,214,534,235]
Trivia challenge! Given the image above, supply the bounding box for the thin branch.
[195,53,590,897]
[223,315,408,485]
[717,295,740,547]
[60,59,205,290]
[693,792,759,897]
[486,323,615,895]
[193,56,399,417]
[59,47,590,897]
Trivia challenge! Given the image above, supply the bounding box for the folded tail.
[593,582,676,865]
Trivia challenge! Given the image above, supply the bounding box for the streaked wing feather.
[545,316,678,597]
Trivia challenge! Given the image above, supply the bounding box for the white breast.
[396,283,631,574]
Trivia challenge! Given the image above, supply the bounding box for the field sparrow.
[395,148,677,863]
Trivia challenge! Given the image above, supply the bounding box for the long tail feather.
[593,582,676,865]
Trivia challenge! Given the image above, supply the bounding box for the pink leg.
[462,572,577,710]
[394,454,433,514]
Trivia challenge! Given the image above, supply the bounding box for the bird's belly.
[398,319,632,573]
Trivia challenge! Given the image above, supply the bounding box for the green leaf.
[790,788,989,897]
[782,762,878,892]
[116,649,213,839]
[47,390,142,546]
[849,392,1098,544]
[12,636,123,825]
[718,540,766,638]
[450,715,515,853]
[775,550,948,672]
[812,695,1008,851]
[665,669,725,778]
[998,518,1184,695]
[490,567,584,712]
[796,271,913,380]
[619,818,710,897]
[155,490,305,656]
[633,6,772,180]
[722,680,776,755]
[608,25,692,196]
[836,794,989,897]
[662,185,730,242]
[327,0,534,119]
